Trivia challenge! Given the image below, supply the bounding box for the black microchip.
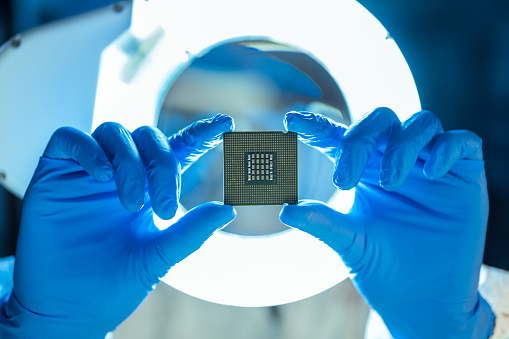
[223,131,297,206]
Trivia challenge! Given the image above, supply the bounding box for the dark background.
[0,0,508,269]
[358,0,509,270]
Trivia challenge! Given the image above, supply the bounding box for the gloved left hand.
[0,114,236,339]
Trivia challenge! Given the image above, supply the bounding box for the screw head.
[11,36,21,48]
[113,3,124,12]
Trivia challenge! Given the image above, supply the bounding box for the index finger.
[284,111,347,161]
[169,114,234,172]
[132,126,180,220]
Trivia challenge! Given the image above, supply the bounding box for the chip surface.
[223,131,298,206]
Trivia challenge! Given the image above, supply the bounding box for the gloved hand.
[280,109,495,338]
[0,114,236,339]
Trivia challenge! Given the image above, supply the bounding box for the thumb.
[150,202,236,279]
[279,200,364,267]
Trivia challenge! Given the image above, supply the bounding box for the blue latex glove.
[280,109,495,338]
[0,114,236,339]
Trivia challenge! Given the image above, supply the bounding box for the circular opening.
[157,39,350,236]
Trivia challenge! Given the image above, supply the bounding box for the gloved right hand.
[280,109,495,338]
[0,114,236,339]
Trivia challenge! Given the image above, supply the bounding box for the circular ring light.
[157,39,350,237]
[92,0,420,307]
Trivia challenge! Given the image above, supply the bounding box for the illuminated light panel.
[92,0,422,307]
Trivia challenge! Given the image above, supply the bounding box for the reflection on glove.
[280,109,495,338]
[0,114,236,339]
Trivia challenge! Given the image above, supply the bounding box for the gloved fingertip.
[379,168,401,191]
[283,110,298,123]
[200,201,237,229]
[279,203,302,226]
[333,174,353,190]
[214,201,237,218]
[117,178,145,211]
[155,201,179,220]
[279,200,320,226]
[333,164,355,190]
[95,165,114,182]
[284,111,314,132]
[123,201,144,212]
[212,113,231,123]
[379,181,400,191]
[212,113,234,132]
[280,199,339,231]
[122,189,145,212]
[379,167,396,183]
[423,161,444,180]
[422,166,435,180]
[286,111,314,119]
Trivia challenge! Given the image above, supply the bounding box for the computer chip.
[223,131,298,205]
